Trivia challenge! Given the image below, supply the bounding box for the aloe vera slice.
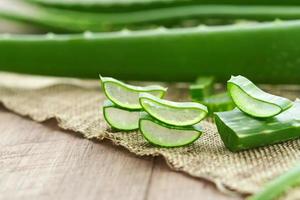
[103,100,140,131]
[190,76,215,101]
[100,76,167,110]
[228,75,293,118]
[139,93,208,126]
[215,100,300,152]
[139,113,202,147]
[201,92,235,115]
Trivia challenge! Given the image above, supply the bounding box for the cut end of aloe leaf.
[228,75,292,118]
[100,75,167,110]
[200,92,235,115]
[190,76,215,101]
[103,100,140,131]
[215,100,300,152]
[139,113,202,148]
[139,93,208,126]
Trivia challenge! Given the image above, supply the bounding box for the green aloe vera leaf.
[3,21,300,84]
[139,113,202,147]
[27,0,300,11]
[248,164,300,200]
[103,100,140,131]
[190,76,215,101]
[6,1,300,32]
[200,92,235,115]
[228,75,293,118]
[100,76,167,110]
[139,93,208,126]
[214,100,300,152]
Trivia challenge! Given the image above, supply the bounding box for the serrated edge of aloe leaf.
[102,100,140,131]
[227,75,293,117]
[139,93,208,126]
[99,75,167,109]
[139,112,202,148]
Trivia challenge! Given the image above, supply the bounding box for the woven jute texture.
[1,72,300,196]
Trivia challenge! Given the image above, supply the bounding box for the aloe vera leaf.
[139,93,208,126]
[215,100,300,152]
[27,0,300,11]
[200,92,235,115]
[100,76,167,110]
[5,1,300,32]
[248,164,300,200]
[228,75,293,118]
[139,113,202,147]
[2,21,300,84]
[103,100,140,131]
[190,76,215,101]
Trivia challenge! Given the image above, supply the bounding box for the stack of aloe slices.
[101,76,208,147]
[215,75,298,152]
[139,93,208,147]
[100,76,167,131]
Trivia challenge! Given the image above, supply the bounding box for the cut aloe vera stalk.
[139,113,202,147]
[228,75,293,118]
[139,93,208,126]
[215,100,300,152]
[190,76,215,101]
[201,92,235,115]
[100,76,167,110]
[103,100,140,131]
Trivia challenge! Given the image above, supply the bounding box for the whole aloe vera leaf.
[248,164,300,200]
[215,100,300,152]
[28,0,300,10]
[5,1,300,32]
[2,20,300,83]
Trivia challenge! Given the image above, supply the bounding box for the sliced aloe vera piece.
[190,76,215,101]
[139,113,202,147]
[228,75,293,118]
[103,100,140,131]
[100,76,167,110]
[201,92,235,115]
[215,100,300,152]
[139,93,208,126]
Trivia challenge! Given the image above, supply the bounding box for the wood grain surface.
[0,106,242,200]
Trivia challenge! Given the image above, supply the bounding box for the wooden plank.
[0,108,154,200]
[0,107,239,200]
[146,157,242,200]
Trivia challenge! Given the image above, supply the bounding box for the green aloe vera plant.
[2,20,300,83]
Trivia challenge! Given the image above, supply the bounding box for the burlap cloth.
[1,72,300,198]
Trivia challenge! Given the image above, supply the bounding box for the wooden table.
[0,106,241,200]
